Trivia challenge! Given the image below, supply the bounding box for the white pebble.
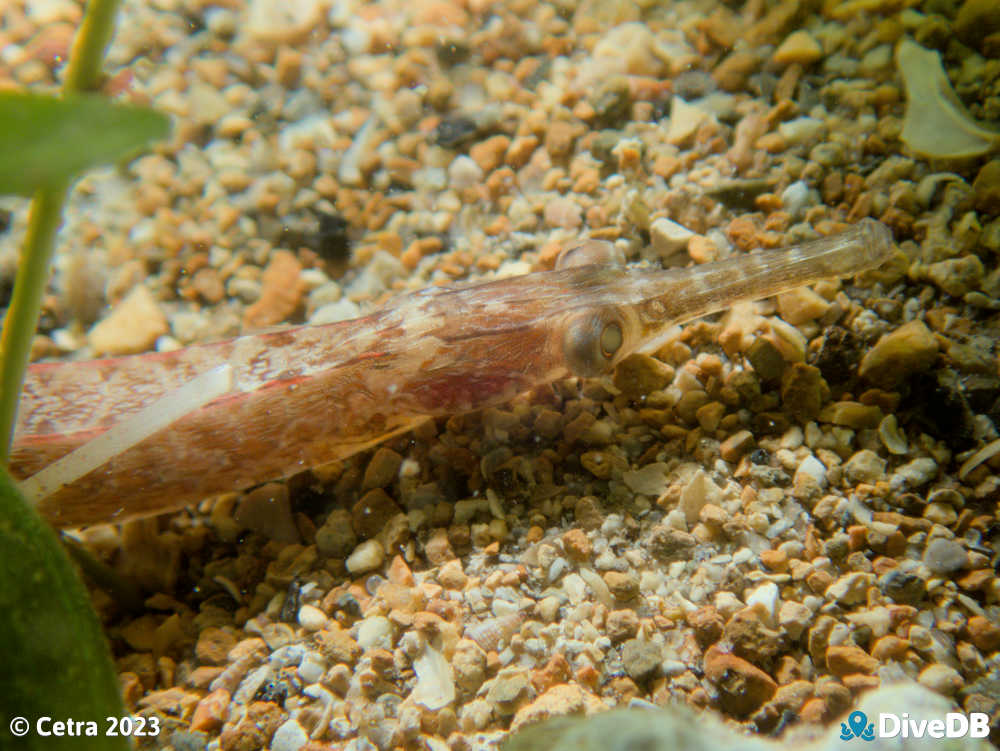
[714,591,743,617]
[578,566,614,609]
[340,23,371,56]
[745,581,780,626]
[298,651,327,684]
[878,414,909,455]
[844,449,886,484]
[538,596,561,622]
[667,97,708,145]
[778,600,812,640]
[309,298,362,325]
[918,664,963,696]
[448,155,484,190]
[543,196,583,229]
[845,606,892,638]
[780,425,804,449]
[411,642,456,710]
[491,598,519,617]
[649,217,694,259]
[891,457,938,490]
[680,469,722,524]
[780,180,813,218]
[297,604,328,631]
[271,718,308,751]
[664,509,688,531]
[795,455,827,487]
[778,118,824,145]
[623,462,670,496]
[345,539,385,574]
[825,572,875,605]
[562,573,587,605]
[356,615,394,649]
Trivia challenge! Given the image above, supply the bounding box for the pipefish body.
[10,219,894,527]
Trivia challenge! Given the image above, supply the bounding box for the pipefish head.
[561,304,630,377]
[558,220,898,379]
[552,239,646,378]
[555,263,648,378]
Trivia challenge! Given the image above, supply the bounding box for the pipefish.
[10,219,893,527]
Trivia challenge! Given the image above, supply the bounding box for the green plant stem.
[0,0,122,462]
[63,0,123,95]
[0,182,68,462]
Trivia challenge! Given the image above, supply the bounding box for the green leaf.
[0,91,170,196]
[0,469,129,751]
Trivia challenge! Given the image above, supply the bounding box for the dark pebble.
[879,569,927,605]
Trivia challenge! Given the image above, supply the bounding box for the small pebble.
[604,570,640,601]
[592,22,668,77]
[649,217,694,259]
[703,645,776,716]
[917,664,963,696]
[448,155,484,190]
[844,449,887,484]
[745,581,780,626]
[270,718,309,751]
[776,286,829,324]
[680,469,722,524]
[826,644,879,676]
[922,537,968,575]
[720,430,755,462]
[190,688,229,733]
[298,651,326,684]
[778,122,823,148]
[543,196,583,230]
[891,457,938,489]
[621,638,662,681]
[878,414,909,455]
[794,455,827,488]
[622,463,669,496]
[246,0,322,43]
[613,354,675,399]
[88,285,168,356]
[667,97,709,146]
[362,447,403,490]
[345,540,385,574]
[879,569,927,605]
[772,30,823,65]
[924,255,985,297]
[355,616,393,650]
[243,250,305,330]
[778,601,812,640]
[819,401,883,430]
[967,615,1000,652]
[298,604,328,631]
[825,572,875,605]
[972,159,1000,213]
[438,559,468,589]
[858,320,939,388]
[195,627,237,665]
[315,509,357,560]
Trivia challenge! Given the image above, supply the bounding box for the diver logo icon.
[841,711,876,742]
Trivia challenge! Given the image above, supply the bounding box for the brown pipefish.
[10,219,893,527]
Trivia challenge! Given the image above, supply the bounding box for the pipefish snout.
[11,219,894,527]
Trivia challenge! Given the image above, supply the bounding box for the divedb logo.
[840,710,991,742]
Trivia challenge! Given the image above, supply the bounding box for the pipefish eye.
[562,308,627,377]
